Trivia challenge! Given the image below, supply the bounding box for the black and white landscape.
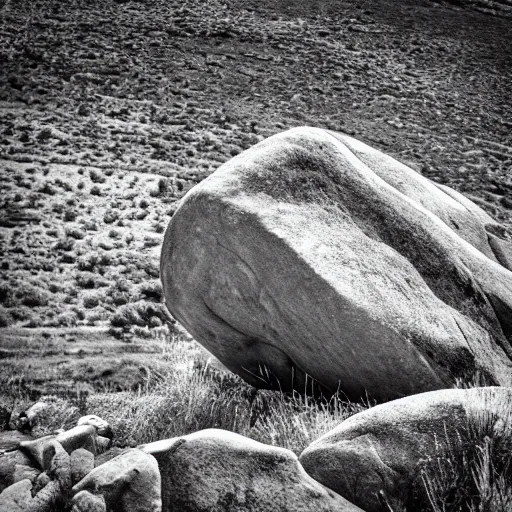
[1,0,511,511]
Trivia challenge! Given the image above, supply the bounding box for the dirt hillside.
[1,0,511,333]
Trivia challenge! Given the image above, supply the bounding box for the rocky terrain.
[1,0,512,510]
[1,387,511,511]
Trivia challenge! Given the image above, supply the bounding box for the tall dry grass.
[86,333,364,454]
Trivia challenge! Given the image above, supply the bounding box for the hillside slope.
[0,0,511,332]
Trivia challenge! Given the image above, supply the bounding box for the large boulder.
[140,428,363,512]
[161,126,512,401]
[299,386,512,512]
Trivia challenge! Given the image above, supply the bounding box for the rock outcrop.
[141,428,362,512]
[161,127,512,401]
[299,386,512,512]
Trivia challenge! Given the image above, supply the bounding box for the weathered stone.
[56,425,97,454]
[0,478,32,512]
[0,430,33,451]
[19,435,55,469]
[95,436,112,454]
[22,445,72,512]
[141,428,363,512]
[299,386,512,512]
[25,480,63,512]
[72,448,161,512]
[33,471,51,494]
[71,448,95,484]
[77,415,113,439]
[12,462,40,485]
[47,442,71,489]
[71,490,107,512]
[0,449,37,491]
[161,127,512,401]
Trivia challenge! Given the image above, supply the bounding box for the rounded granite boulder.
[161,127,512,401]
[299,386,512,512]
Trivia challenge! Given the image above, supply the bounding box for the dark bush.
[110,301,169,329]
[18,285,51,307]
[0,306,12,327]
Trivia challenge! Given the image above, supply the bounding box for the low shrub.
[83,293,101,309]
[75,271,109,289]
[110,301,170,329]
[90,185,102,196]
[17,285,51,307]
[90,169,106,184]
[77,252,112,273]
[136,280,163,301]
[0,306,12,327]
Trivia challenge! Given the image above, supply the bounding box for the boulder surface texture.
[72,448,161,512]
[141,428,363,512]
[161,127,512,401]
[299,386,512,512]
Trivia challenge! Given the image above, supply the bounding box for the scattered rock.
[0,478,32,512]
[56,425,97,454]
[19,435,56,469]
[299,386,512,512]
[77,415,113,439]
[95,436,112,454]
[33,472,51,494]
[12,462,40,487]
[0,430,33,452]
[70,449,95,484]
[71,490,107,512]
[141,428,363,512]
[0,449,39,491]
[72,448,161,512]
[161,127,512,401]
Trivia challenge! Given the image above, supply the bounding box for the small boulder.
[12,462,40,485]
[56,425,97,454]
[141,428,363,512]
[71,490,107,512]
[71,449,95,484]
[95,436,112,454]
[0,478,32,512]
[72,448,161,512]
[299,386,512,512]
[33,471,51,494]
[0,449,39,491]
[77,415,113,439]
[19,435,56,469]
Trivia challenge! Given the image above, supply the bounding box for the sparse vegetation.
[402,392,512,512]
